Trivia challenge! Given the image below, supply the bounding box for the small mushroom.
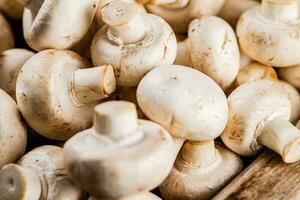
[18,0,99,51]
[0,89,26,168]
[91,0,177,86]
[278,64,300,90]
[0,0,23,19]
[175,16,240,90]
[138,0,225,33]
[89,192,162,200]
[16,49,116,140]
[237,0,300,66]
[0,145,82,200]
[0,49,34,100]
[63,101,182,199]
[221,80,300,163]
[0,12,14,52]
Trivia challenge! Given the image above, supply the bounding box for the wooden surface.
[212,149,300,200]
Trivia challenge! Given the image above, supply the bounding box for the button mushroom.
[0,49,34,100]
[64,101,181,199]
[18,0,99,51]
[221,80,300,163]
[237,0,300,66]
[278,65,300,90]
[16,49,116,140]
[0,145,82,200]
[136,65,242,200]
[138,0,225,33]
[0,0,23,19]
[89,192,162,200]
[91,0,177,87]
[0,89,26,168]
[175,16,240,90]
[0,12,14,52]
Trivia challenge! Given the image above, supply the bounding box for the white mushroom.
[138,0,225,33]
[89,192,162,200]
[221,80,300,163]
[0,145,82,200]
[63,101,182,199]
[91,0,177,86]
[278,65,300,90]
[0,49,34,100]
[0,89,26,168]
[0,12,14,52]
[18,0,99,51]
[175,16,240,90]
[16,49,116,140]
[237,0,300,66]
[0,0,23,19]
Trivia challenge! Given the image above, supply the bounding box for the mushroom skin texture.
[19,0,99,51]
[0,13,14,52]
[0,145,82,200]
[0,89,26,168]
[0,49,34,100]
[137,65,228,141]
[64,101,183,199]
[89,192,162,200]
[159,142,242,200]
[91,0,177,87]
[140,0,225,33]
[175,16,240,90]
[0,0,23,19]
[278,65,300,90]
[221,80,300,163]
[237,0,300,67]
[16,49,116,140]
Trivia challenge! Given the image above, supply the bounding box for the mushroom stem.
[261,0,299,21]
[138,0,189,8]
[180,141,219,166]
[101,1,146,45]
[0,164,42,200]
[71,65,116,105]
[258,116,300,163]
[175,39,192,67]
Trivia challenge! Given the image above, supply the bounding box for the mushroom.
[89,192,162,200]
[0,0,23,19]
[0,145,82,200]
[0,89,26,168]
[16,49,116,140]
[63,101,183,199]
[0,12,14,52]
[137,65,242,200]
[0,49,34,100]
[237,0,300,66]
[218,0,260,28]
[278,65,300,90]
[91,0,177,87]
[138,0,225,33]
[221,80,300,163]
[18,0,99,51]
[175,16,240,90]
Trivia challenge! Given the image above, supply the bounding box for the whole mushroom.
[221,80,300,163]
[64,101,182,199]
[16,49,116,140]
[0,0,23,19]
[0,145,82,200]
[0,89,26,168]
[175,16,240,90]
[91,0,177,86]
[237,0,300,66]
[0,12,14,52]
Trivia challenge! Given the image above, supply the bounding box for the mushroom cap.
[0,0,23,19]
[89,192,162,200]
[0,49,34,100]
[23,0,98,51]
[221,80,291,156]
[184,16,240,90]
[278,65,300,89]
[91,13,177,86]
[146,0,225,33]
[63,119,177,199]
[159,143,242,200]
[0,89,26,168]
[137,65,228,141]
[0,12,14,52]
[237,6,300,67]
[16,49,96,140]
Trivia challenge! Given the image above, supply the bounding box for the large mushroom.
[0,145,82,200]
[64,101,182,199]
[16,49,116,140]
[91,0,177,87]
[221,80,300,163]
[0,12,14,52]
